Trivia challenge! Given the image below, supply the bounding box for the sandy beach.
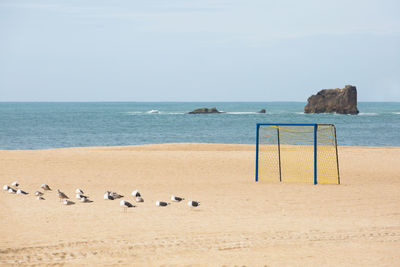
[0,143,399,266]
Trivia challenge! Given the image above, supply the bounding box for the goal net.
[256,123,340,184]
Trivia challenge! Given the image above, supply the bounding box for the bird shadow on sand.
[189,209,202,212]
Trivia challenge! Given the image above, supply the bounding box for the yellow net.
[257,124,339,184]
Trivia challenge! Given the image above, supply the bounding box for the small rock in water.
[188,107,223,114]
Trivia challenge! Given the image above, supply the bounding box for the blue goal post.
[255,123,340,185]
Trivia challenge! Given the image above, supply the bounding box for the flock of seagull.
[3,181,200,212]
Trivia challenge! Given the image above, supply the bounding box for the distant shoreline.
[1,101,400,103]
[1,143,400,152]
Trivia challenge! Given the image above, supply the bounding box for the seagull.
[75,188,84,194]
[75,193,88,199]
[57,189,69,202]
[63,199,75,205]
[171,195,184,202]
[37,196,45,200]
[135,196,144,202]
[35,191,44,196]
[110,192,123,199]
[156,201,170,207]
[131,190,141,197]
[80,196,92,203]
[104,191,114,200]
[8,188,16,194]
[11,181,19,187]
[41,184,51,191]
[120,200,135,212]
[3,185,10,191]
[16,189,28,195]
[187,200,200,207]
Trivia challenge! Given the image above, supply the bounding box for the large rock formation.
[304,85,359,114]
[188,107,223,114]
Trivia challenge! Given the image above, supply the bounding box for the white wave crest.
[147,111,185,115]
[225,112,260,114]
[359,113,378,116]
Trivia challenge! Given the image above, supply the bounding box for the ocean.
[0,102,399,150]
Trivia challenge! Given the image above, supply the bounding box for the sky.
[0,0,399,101]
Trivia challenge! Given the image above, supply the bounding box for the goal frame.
[255,123,340,185]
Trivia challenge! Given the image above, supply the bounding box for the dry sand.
[0,143,399,266]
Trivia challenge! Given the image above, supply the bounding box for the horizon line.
[1,101,399,103]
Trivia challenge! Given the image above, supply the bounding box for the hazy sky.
[1,0,399,101]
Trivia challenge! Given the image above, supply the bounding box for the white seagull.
[80,196,92,203]
[16,189,28,195]
[156,201,170,207]
[104,191,114,200]
[110,191,123,199]
[171,195,184,202]
[75,188,84,194]
[3,185,10,191]
[57,189,69,202]
[63,199,75,205]
[75,193,88,199]
[41,184,52,191]
[11,181,19,187]
[8,188,16,194]
[135,196,144,202]
[120,200,135,212]
[187,200,200,207]
[37,196,45,200]
[35,191,44,196]
[131,190,141,197]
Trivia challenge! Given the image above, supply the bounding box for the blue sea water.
[0,102,399,149]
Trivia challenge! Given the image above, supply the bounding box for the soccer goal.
[255,123,340,184]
